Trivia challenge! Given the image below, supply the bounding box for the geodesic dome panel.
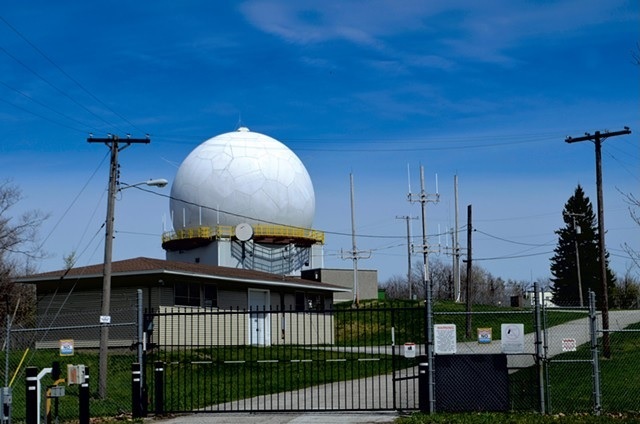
[170,127,315,230]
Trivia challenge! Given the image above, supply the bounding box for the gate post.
[154,361,164,415]
[533,282,546,414]
[589,290,602,415]
[26,367,38,424]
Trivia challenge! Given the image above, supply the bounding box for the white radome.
[170,127,315,231]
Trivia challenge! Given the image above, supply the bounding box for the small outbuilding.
[18,257,347,348]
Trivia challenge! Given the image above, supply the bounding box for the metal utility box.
[67,364,87,385]
[434,354,510,412]
[48,386,65,398]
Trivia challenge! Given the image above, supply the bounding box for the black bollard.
[418,361,430,413]
[79,366,90,424]
[132,363,142,418]
[26,367,38,424]
[154,361,164,415]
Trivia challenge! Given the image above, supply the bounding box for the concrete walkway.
[152,310,640,423]
[152,412,398,423]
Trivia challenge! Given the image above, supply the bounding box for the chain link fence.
[431,287,640,415]
[543,294,640,414]
[1,290,140,422]
[597,319,640,412]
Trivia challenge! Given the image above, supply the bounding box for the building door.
[248,289,271,346]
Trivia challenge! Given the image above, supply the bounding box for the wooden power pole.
[565,127,631,358]
[88,134,150,398]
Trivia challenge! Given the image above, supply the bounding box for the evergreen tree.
[550,185,615,306]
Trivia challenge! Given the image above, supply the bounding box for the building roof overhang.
[16,257,349,293]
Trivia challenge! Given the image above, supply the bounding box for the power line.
[474,229,555,247]
[473,251,554,261]
[0,96,87,133]
[0,44,124,131]
[0,79,94,130]
[152,132,565,152]
[0,15,143,133]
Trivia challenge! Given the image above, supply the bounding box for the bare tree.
[383,257,513,306]
[611,267,640,309]
[382,274,411,300]
[0,180,49,324]
[429,258,454,301]
[620,191,640,270]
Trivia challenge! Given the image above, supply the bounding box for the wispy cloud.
[240,0,636,67]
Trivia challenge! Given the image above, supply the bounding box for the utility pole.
[341,173,370,307]
[88,134,150,398]
[565,127,631,358]
[565,212,585,307]
[408,165,439,414]
[396,215,418,300]
[453,175,461,302]
[465,205,472,339]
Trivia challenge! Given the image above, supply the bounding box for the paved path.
[153,412,398,423]
[153,310,640,423]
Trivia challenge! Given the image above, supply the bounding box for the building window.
[295,292,306,312]
[175,283,217,308]
[203,284,218,308]
[294,292,324,311]
[307,293,325,311]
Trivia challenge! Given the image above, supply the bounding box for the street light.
[121,179,169,189]
[98,177,167,399]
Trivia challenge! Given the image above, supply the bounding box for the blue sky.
[1,1,638,285]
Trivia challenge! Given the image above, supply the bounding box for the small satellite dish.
[235,222,253,241]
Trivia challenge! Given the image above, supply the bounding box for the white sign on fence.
[404,342,416,358]
[434,324,457,354]
[501,323,525,354]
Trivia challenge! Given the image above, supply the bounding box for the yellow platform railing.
[162,224,324,244]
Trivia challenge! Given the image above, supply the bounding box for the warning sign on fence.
[434,324,457,354]
[501,323,524,354]
[59,339,74,356]
[477,327,492,344]
[562,338,577,352]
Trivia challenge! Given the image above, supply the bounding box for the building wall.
[301,268,378,304]
[32,278,337,349]
[155,306,334,346]
[34,288,140,349]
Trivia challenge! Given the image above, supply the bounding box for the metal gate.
[144,305,424,413]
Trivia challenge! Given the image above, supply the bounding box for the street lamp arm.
[120,179,169,190]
